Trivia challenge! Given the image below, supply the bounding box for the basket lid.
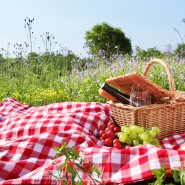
[105,72,171,100]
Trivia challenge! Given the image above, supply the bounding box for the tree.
[135,46,164,60]
[85,22,132,58]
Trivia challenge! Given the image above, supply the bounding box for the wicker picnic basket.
[106,59,185,140]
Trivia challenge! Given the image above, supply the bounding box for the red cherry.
[102,133,107,140]
[114,127,121,132]
[99,130,105,137]
[107,122,114,127]
[105,127,111,133]
[104,138,113,147]
[109,124,116,130]
[113,142,123,149]
[113,138,120,144]
[106,130,115,139]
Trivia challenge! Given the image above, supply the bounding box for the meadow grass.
[0,54,185,106]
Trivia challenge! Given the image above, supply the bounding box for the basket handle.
[143,58,175,98]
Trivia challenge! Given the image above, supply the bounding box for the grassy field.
[0,52,185,106]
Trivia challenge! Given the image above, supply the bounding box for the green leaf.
[54,146,60,151]
[67,165,77,176]
[150,165,166,185]
[151,169,164,179]
[180,170,185,185]
[65,172,69,183]
[49,173,61,181]
[75,163,87,172]
[75,181,83,185]
[71,146,79,159]
[93,165,101,177]
[171,169,180,183]
[61,160,67,171]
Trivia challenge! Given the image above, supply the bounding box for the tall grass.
[0,52,184,106]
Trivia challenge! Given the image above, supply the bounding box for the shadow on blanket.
[0,98,185,185]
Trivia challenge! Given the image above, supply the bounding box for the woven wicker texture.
[107,59,185,140]
[174,91,185,102]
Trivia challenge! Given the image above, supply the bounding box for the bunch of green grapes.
[117,125,161,147]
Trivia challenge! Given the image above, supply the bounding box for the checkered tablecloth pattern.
[0,98,185,185]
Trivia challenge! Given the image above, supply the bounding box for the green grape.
[140,132,149,141]
[137,133,142,140]
[149,130,156,138]
[148,137,154,143]
[130,125,139,132]
[133,139,140,146]
[125,137,133,145]
[119,133,128,142]
[129,132,137,139]
[117,132,123,137]
[152,137,159,145]
[121,125,127,132]
[145,130,150,135]
[118,125,161,147]
[152,126,160,134]
[137,127,145,134]
[123,127,131,134]
[143,140,151,144]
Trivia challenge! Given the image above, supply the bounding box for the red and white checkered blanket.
[0,98,185,185]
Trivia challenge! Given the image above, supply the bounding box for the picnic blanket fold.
[0,98,185,185]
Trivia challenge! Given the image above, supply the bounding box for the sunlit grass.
[0,53,185,106]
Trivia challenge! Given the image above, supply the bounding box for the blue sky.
[0,0,185,57]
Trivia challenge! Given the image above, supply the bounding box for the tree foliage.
[135,47,165,60]
[85,22,132,58]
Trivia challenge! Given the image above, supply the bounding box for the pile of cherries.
[98,122,123,149]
